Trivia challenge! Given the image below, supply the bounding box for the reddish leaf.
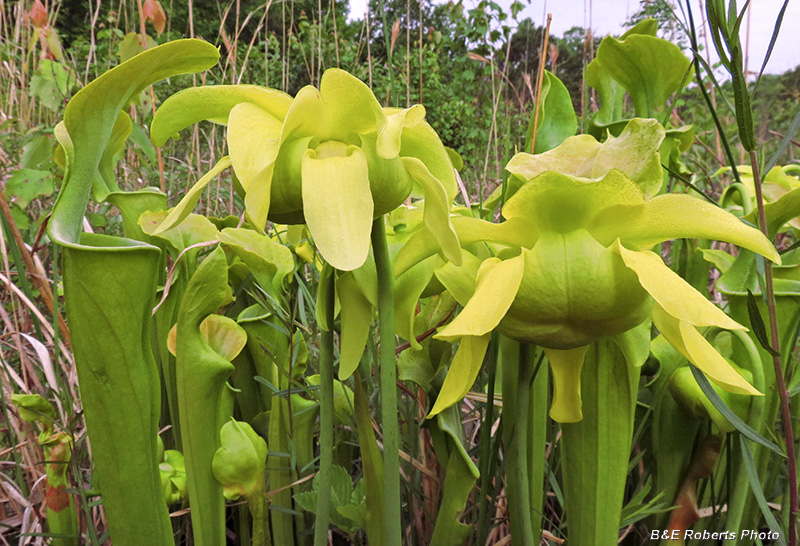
[29,0,48,28]
[143,0,167,35]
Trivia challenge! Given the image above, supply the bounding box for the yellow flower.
[395,119,779,422]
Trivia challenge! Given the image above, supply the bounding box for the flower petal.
[428,334,491,417]
[545,345,589,423]
[377,105,425,159]
[435,253,525,341]
[595,194,780,263]
[614,241,745,330]
[337,271,373,379]
[228,102,283,191]
[652,305,761,395]
[301,146,374,271]
[319,68,386,140]
[401,157,462,266]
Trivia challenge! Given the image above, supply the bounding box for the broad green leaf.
[152,156,232,235]
[652,305,760,395]
[337,271,373,379]
[150,84,291,146]
[614,242,744,330]
[594,34,691,118]
[545,346,589,423]
[301,145,373,271]
[429,334,491,416]
[527,71,577,154]
[48,39,219,546]
[4,168,54,208]
[217,227,294,296]
[436,254,525,340]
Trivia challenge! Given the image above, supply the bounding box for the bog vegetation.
[1,0,800,545]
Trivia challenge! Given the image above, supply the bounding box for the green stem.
[475,333,499,545]
[371,217,401,546]
[313,273,336,546]
[504,343,536,546]
[560,337,641,546]
[250,489,271,546]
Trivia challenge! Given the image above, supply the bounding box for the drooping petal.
[377,105,425,159]
[319,68,386,140]
[506,135,601,181]
[435,254,525,341]
[594,194,780,263]
[394,216,536,277]
[301,146,374,271]
[150,85,291,146]
[652,305,760,395]
[613,241,745,330]
[337,271,373,380]
[545,346,589,423]
[398,117,459,203]
[153,156,232,234]
[395,256,437,350]
[428,334,491,417]
[401,157,462,266]
[281,85,327,142]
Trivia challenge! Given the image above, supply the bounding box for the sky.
[347,0,800,75]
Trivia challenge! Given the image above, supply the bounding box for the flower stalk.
[314,270,335,546]
[750,148,798,545]
[372,216,402,546]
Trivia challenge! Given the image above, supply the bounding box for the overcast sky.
[348,0,800,74]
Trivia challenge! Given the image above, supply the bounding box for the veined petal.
[545,346,589,423]
[398,118,458,203]
[319,68,386,140]
[153,156,232,234]
[428,334,491,417]
[150,85,291,146]
[394,216,536,277]
[337,272,373,380]
[613,241,746,330]
[652,305,761,395]
[401,157,462,266]
[506,135,601,181]
[594,194,780,263]
[377,105,425,159]
[435,253,525,341]
[301,146,373,271]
